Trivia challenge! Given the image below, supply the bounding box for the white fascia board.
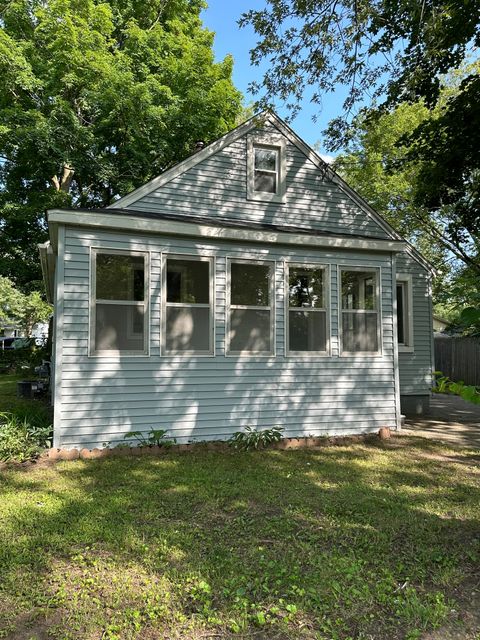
[47,209,406,253]
[38,241,55,303]
[108,113,269,210]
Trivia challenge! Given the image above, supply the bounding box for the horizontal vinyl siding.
[397,252,433,395]
[57,226,397,449]
[126,123,391,240]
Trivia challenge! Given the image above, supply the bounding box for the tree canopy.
[242,0,480,278]
[0,0,243,289]
[241,0,479,140]
[0,277,52,336]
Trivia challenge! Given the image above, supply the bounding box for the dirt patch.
[423,578,480,640]
[4,611,61,640]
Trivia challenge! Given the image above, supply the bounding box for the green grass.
[1,438,479,639]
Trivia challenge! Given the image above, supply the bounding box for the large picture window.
[340,268,380,354]
[227,260,274,355]
[90,250,148,355]
[163,255,213,355]
[287,265,328,354]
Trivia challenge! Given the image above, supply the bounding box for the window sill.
[246,191,286,204]
[88,351,150,358]
[398,345,414,353]
[339,351,383,357]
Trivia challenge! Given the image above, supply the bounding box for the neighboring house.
[0,325,21,338]
[433,315,449,333]
[31,321,49,342]
[39,112,434,450]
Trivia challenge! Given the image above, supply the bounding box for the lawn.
[1,431,480,640]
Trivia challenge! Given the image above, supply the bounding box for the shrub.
[0,412,52,462]
[228,426,284,451]
[0,345,50,375]
[433,371,480,405]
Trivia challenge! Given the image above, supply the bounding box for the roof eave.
[47,208,406,253]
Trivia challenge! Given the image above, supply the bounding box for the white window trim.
[285,262,330,357]
[338,266,383,357]
[89,247,150,357]
[161,253,215,357]
[247,134,286,203]
[226,257,276,357]
[396,273,414,353]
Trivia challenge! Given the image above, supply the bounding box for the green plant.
[0,345,50,375]
[228,426,284,451]
[433,371,451,393]
[0,411,51,462]
[124,428,176,448]
[432,371,480,405]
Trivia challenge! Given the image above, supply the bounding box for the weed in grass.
[0,412,51,462]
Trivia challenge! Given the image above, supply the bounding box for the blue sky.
[201,0,346,158]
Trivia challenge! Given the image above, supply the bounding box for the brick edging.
[45,428,392,461]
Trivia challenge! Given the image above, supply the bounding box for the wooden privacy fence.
[434,335,480,386]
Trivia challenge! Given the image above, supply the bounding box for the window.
[396,274,413,351]
[247,135,286,203]
[91,250,148,355]
[287,265,328,354]
[163,256,213,355]
[254,147,279,193]
[227,260,274,355]
[340,268,380,354]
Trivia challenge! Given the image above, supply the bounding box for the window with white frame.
[396,274,413,351]
[287,265,328,354]
[164,256,213,355]
[91,250,148,355]
[340,268,380,354]
[227,260,274,355]
[247,136,286,203]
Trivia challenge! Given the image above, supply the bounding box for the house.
[433,315,449,333]
[39,112,434,450]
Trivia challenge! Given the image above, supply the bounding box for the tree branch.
[51,163,74,193]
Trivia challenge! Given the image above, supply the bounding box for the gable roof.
[109,110,434,273]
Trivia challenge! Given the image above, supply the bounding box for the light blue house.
[39,112,434,450]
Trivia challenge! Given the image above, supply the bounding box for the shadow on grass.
[1,439,479,638]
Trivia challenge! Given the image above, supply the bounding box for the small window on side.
[91,250,148,355]
[396,275,413,351]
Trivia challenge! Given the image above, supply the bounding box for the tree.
[0,277,52,336]
[333,63,480,276]
[240,0,479,139]
[334,102,431,241]
[0,0,243,289]
[241,1,480,275]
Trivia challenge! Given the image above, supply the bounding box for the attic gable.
[108,112,433,273]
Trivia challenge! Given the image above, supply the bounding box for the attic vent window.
[247,135,286,203]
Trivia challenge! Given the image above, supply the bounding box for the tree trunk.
[52,164,74,192]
